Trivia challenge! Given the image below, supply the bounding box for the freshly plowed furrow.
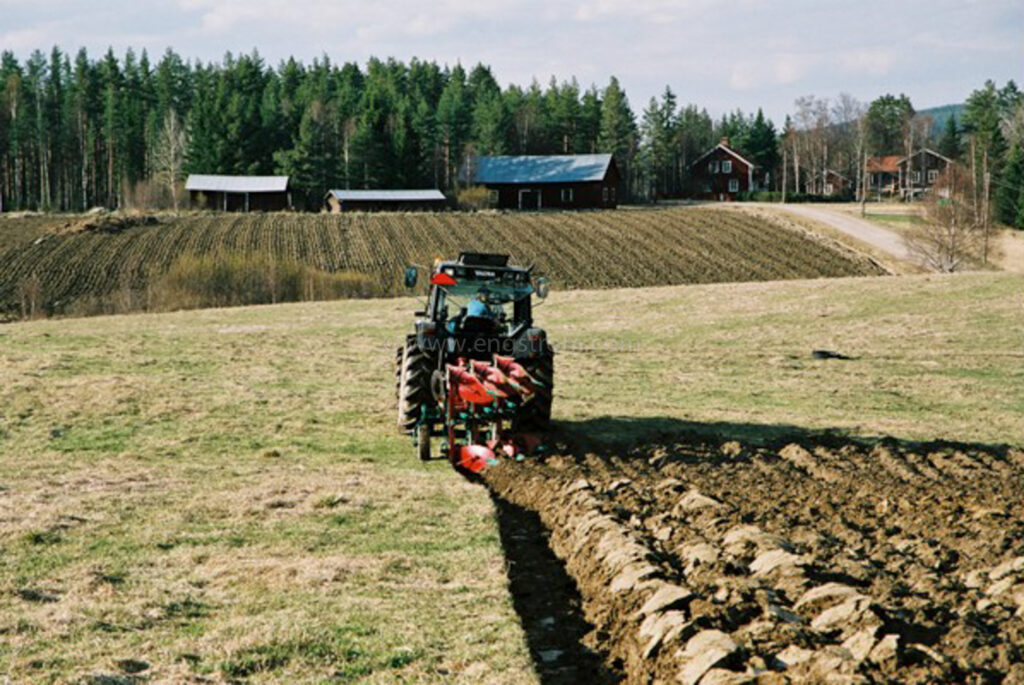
[483,434,1024,683]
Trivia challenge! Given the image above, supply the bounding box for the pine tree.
[741,109,779,177]
[471,89,509,155]
[996,142,1024,228]
[598,76,636,198]
[937,114,961,160]
[436,65,470,189]
[274,99,339,209]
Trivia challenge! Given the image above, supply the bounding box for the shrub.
[736,191,851,203]
[456,186,492,211]
[150,252,377,311]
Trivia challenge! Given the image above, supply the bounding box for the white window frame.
[824,182,834,195]
[709,160,719,173]
[560,187,574,203]
[911,170,921,184]
[728,178,739,193]
[722,160,732,174]
[927,169,938,183]
[518,188,541,209]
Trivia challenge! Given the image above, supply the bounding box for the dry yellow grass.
[0,271,1021,682]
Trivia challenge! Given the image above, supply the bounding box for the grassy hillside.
[0,272,1020,682]
[0,207,885,317]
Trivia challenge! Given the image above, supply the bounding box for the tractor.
[395,253,554,471]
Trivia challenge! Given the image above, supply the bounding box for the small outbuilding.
[460,154,619,210]
[324,189,447,213]
[185,175,291,211]
[820,169,851,197]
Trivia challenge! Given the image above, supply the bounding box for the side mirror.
[535,276,550,300]
[404,266,418,289]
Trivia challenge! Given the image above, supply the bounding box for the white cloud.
[0,27,50,52]
[729,62,757,91]
[772,54,810,85]
[836,49,894,76]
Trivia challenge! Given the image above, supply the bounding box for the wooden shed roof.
[326,189,446,202]
[186,175,290,193]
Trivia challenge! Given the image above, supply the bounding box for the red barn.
[460,154,619,210]
[689,138,760,201]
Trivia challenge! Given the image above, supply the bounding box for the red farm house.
[689,138,762,201]
[460,154,620,209]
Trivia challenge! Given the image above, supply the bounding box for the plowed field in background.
[0,207,884,314]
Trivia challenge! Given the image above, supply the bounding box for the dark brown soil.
[482,432,1024,684]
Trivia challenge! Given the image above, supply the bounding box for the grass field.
[1,272,1021,682]
[0,207,884,318]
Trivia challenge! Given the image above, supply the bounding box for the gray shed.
[186,175,291,211]
[324,189,447,213]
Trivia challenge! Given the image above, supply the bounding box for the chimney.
[720,137,731,148]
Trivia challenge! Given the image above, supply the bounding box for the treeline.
[0,47,1021,225]
[781,82,1024,227]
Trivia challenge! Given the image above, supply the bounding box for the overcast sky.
[1,0,1021,123]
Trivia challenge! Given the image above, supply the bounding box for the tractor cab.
[404,253,548,361]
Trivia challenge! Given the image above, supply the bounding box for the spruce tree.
[937,114,961,160]
[996,142,1024,228]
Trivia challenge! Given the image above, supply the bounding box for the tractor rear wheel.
[516,349,554,430]
[396,338,432,434]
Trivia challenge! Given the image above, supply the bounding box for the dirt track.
[482,432,1024,683]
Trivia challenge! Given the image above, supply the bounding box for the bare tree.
[152,110,188,211]
[17,273,44,319]
[904,165,983,272]
[833,93,866,198]
[793,96,816,193]
[1003,101,1024,148]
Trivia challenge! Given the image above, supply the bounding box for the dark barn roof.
[463,154,614,185]
[690,143,757,170]
[185,175,290,193]
[325,189,446,202]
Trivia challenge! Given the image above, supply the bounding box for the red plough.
[441,355,546,474]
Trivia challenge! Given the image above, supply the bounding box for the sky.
[1,0,1021,123]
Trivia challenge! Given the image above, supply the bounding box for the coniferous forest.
[0,47,777,211]
[0,47,1020,226]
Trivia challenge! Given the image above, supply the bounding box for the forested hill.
[0,49,778,212]
[917,103,966,138]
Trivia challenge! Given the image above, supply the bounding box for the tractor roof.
[435,253,528,273]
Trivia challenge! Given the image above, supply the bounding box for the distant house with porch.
[689,138,764,201]
[186,175,291,211]
[866,156,903,198]
[897,149,954,199]
[459,154,619,209]
[866,150,954,199]
[324,189,447,213]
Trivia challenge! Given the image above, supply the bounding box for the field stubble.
[0,207,885,318]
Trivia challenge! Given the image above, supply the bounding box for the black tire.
[516,349,554,430]
[396,338,433,434]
